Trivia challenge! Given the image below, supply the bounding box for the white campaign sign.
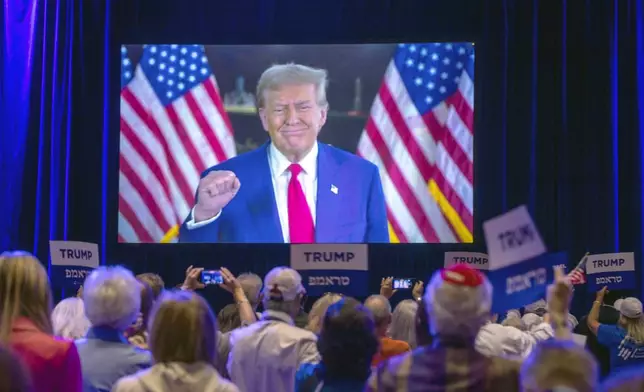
[483,205,546,270]
[586,252,635,274]
[49,241,100,268]
[290,244,368,271]
[444,252,489,270]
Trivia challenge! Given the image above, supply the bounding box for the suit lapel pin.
[330,185,338,195]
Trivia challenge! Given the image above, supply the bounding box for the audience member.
[0,345,32,392]
[136,273,165,301]
[587,288,644,372]
[367,264,520,391]
[520,339,598,392]
[521,313,543,331]
[51,297,91,340]
[501,316,527,331]
[0,251,82,392]
[574,289,622,377]
[601,364,644,391]
[217,272,263,332]
[306,293,343,334]
[365,295,411,366]
[125,279,154,349]
[476,310,553,359]
[414,298,433,347]
[76,266,151,391]
[389,299,419,349]
[113,290,238,392]
[178,266,256,380]
[295,298,378,392]
[227,267,319,392]
[524,299,547,317]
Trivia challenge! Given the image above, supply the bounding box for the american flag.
[567,253,588,285]
[357,43,475,243]
[118,45,236,243]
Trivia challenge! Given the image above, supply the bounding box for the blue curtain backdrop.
[1,0,643,309]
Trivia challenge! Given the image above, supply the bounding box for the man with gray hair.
[179,62,388,244]
[364,295,411,365]
[367,264,520,391]
[76,266,151,392]
[227,266,319,392]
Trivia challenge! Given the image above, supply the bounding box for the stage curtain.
[1,0,110,260]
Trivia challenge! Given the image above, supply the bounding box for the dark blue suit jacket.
[178,142,389,243]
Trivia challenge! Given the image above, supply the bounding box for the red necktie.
[287,163,315,243]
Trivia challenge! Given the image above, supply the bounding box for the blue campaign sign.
[290,244,368,297]
[49,241,99,288]
[586,252,635,291]
[489,252,567,314]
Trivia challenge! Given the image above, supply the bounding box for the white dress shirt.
[186,143,318,243]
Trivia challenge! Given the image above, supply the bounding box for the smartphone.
[393,278,414,290]
[201,270,223,285]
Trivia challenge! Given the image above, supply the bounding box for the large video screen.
[118,43,475,244]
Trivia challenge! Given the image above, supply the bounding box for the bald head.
[364,295,392,328]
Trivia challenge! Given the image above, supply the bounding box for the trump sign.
[483,205,564,313]
[49,241,99,288]
[586,252,635,291]
[290,244,368,297]
[444,252,489,270]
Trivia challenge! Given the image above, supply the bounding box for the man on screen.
[178,63,389,243]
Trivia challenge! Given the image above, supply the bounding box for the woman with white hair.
[52,297,91,340]
[388,299,419,349]
[75,266,151,391]
[588,287,644,372]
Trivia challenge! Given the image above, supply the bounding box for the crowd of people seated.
[1,249,644,391]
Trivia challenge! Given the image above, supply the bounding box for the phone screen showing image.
[201,270,223,285]
[393,278,413,290]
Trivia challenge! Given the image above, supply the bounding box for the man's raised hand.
[193,170,241,222]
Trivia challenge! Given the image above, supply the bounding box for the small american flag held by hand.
[567,253,589,285]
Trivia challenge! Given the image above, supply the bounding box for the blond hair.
[307,293,343,334]
[256,63,329,108]
[521,339,598,392]
[620,315,644,344]
[148,290,217,364]
[0,251,53,343]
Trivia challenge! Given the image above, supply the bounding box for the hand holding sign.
[596,286,608,302]
[483,206,565,313]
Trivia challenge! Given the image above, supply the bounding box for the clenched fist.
[193,170,241,222]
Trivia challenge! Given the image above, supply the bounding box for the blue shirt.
[75,326,151,392]
[597,324,644,371]
[295,363,367,392]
